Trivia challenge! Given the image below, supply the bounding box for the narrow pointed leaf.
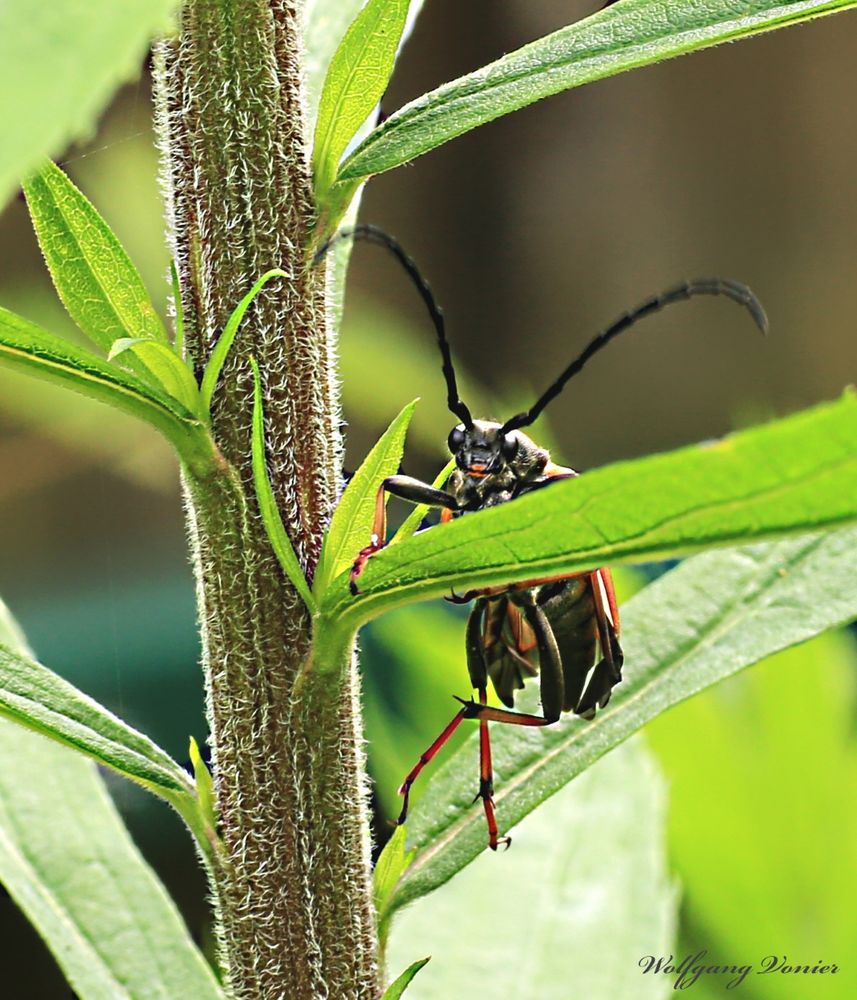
[23,161,168,380]
[387,524,857,911]
[0,601,224,999]
[250,358,318,613]
[382,958,431,1000]
[0,306,217,476]
[321,393,857,628]
[306,1,426,240]
[315,400,417,595]
[374,825,415,946]
[189,735,216,834]
[109,338,201,414]
[201,269,287,416]
[313,0,410,201]
[0,720,226,1000]
[0,638,195,805]
[337,0,857,184]
[304,0,371,132]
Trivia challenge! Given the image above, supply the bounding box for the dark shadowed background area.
[0,2,855,995]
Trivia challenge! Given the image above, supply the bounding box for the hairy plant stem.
[153,2,378,996]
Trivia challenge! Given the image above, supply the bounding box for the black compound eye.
[501,433,518,460]
[447,425,466,453]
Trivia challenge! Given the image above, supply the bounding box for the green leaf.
[0,1,179,208]
[189,735,217,835]
[648,630,857,998]
[320,393,857,629]
[0,637,195,807]
[250,358,318,614]
[0,306,217,477]
[313,0,411,201]
[303,1,370,132]
[200,269,287,417]
[0,720,226,1000]
[306,2,427,245]
[23,161,169,375]
[374,825,416,946]
[0,598,225,999]
[109,338,201,414]
[382,957,431,1000]
[315,400,417,596]
[387,740,674,1000]
[336,0,857,185]
[386,524,857,912]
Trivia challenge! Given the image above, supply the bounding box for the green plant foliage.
[108,337,201,414]
[189,734,217,836]
[0,306,216,476]
[387,740,675,1000]
[336,0,857,186]
[374,826,416,947]
[648,629,857,998]
[384,525,857,913]
[321,393,857,627]
[315,399,416,595]
[0,1,179,208]
[303,0,370,132]
[0,599,224,1000]
[249,358,317,613]
[23,161,169,375]
[0,719,226,1000]
[200,269,287,416]
[313,0,411,203]
[0,636,195,805]
[381,957,431,999]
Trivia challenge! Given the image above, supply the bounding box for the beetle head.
[447,419,547,479]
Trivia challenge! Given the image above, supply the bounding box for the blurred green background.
[1,1,856,996]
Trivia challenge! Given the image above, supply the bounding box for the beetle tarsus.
[349,538,384,594]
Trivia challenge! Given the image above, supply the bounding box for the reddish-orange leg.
[397,690,551,850]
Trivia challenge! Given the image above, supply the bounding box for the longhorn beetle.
[316,225,767,850]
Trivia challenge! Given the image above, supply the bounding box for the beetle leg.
[519,595,564,724]
[396,704,468,826]
[452,695,554,851]
[349,475,459,594]
[476,686,511,851]
[575,569,624,719]
[394,603,485,824]
[463,604,509,849]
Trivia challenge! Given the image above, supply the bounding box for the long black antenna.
[314,225,473,428]
[501,278,768,433]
